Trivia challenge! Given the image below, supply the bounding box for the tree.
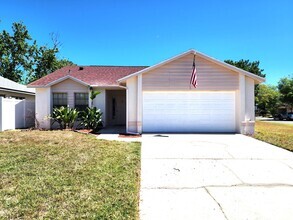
[224,59,266,78]
[0,22,73,83]
[0,22,36,82]
[255,84,280,116]
[278,76,293,111]
[28,46,74,83]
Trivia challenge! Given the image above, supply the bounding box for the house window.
[74,93,88,111]
[53,93,67,108]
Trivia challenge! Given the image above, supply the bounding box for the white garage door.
[143,91,236,133]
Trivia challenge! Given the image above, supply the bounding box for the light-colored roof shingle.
[28,65,148,87]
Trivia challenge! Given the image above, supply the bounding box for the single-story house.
[28,49,265,134]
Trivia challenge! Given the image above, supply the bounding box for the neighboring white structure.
[0,98,35,131]
[0,76,35,100]
[28,49,265,134]
[0,76,35,131]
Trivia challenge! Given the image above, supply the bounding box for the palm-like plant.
[90,90,101,107]
[80,107,103,131]
[51,106,79,129]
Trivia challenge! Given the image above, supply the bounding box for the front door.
[106,90,126,126]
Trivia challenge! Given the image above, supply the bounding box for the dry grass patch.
[254,121,293,151]
[0,130,140,219]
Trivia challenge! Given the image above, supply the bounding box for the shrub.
[80,107,103,131]
[51,106,79,129]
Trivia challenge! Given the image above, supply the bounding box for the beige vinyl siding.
[142,54,239,91]
[51,79,88,108]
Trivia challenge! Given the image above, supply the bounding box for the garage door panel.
[143,92,235,133]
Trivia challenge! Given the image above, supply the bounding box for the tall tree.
[278,76,293,111]
[0,22,74,83]
[28,45,73,83]
[255,84,280,116]
[0,22,37,82]
[224,59,266,78]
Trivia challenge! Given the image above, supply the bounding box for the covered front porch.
[92,87,126,129]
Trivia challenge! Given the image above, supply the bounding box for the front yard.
[0,130,140,219]
[254,121,293,152]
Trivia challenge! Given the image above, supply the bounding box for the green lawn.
[254,121,293,152]
[0,130,141,219]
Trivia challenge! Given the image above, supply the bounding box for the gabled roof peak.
[118,49,265,83]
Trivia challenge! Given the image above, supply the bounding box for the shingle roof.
[28,65,148,87]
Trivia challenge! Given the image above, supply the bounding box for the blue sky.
[1,0,292,85]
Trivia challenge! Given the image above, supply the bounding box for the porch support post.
[126,86,129,133]
[137,74,142,133]
[239,74,246,133]
[88,86,92,107]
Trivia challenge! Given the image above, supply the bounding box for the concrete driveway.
[140,134,293,220]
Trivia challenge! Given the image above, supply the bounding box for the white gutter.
[117,85,127,89]
[0,87,35,95]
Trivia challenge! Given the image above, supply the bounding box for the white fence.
[0,97,35,131]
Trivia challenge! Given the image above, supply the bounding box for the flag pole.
[189,54,196,89]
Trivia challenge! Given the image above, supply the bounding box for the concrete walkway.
[96,126,141,142]
[140,134,293,220]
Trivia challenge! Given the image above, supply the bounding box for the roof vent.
[79,66,84,71]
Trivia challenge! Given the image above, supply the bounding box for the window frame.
[74,92,89,112]
[52,93,68,109]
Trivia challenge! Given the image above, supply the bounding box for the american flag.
[190,55,197,88]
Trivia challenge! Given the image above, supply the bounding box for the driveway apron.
[139,134,293,220]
